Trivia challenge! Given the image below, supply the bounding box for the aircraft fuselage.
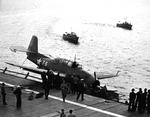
[27,52,95,86]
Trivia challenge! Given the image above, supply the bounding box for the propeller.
[94,71,97,81]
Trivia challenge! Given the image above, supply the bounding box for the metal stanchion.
[3,67,7,73]
[25,72,29,79]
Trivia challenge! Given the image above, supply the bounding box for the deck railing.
[0,67,41,80]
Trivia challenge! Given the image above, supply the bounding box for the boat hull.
[63,34,79,44]
[116,23,132,30]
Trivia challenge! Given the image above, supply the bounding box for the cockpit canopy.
[54,58,82,68]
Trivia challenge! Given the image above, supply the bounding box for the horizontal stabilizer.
[10,46,36,53]
[5,62,47,74]
[96,70,120,79]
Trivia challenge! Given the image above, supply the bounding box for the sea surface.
[0,0,150,101]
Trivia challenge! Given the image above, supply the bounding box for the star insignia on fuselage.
[37,58,42,65]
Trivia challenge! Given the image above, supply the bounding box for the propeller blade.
[94,71,96,80]
[74,54,76,62]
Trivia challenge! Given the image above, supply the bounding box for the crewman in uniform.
[76,79,85,101]
[41,71,50,99]
[44,81,50,100]
[47,70,54,89]
[141,88,147,113]
[147,90,150,114]
[55,73,62,90]
[41,71,47,88]
[57,109,66,117]
[13,85,22,108]
[60,80,68,102]
[135,88,143,113]
[128,88,136,111]
[1,83,7,105]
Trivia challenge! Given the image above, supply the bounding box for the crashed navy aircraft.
[6,35,120,100]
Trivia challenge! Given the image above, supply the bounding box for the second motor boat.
[63,32,79,44]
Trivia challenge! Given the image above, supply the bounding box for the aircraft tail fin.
[28,35,38,53]
[27,35,38,58]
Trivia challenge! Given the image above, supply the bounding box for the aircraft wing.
[95,70,120,79]
[5,62,47,74]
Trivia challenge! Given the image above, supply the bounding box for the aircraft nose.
[85,75,95,86]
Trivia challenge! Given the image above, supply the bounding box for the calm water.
[0,0,150,101]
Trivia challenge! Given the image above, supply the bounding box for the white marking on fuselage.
[37,58,42,65]
[0,81,126,117]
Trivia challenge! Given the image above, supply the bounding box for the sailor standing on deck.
[147,90,150,114]
[76,79,85,101]
[41,71,47,89]
[41,71,50,99]
[128,88,136,111]
[47,70,54,89]
[44,81,50,100]
[141,88,147,113]
[1,83,7,105]
[55,72,62,90]
[135,88,143,113]
[60,80,68,102]
[13,85,22,109]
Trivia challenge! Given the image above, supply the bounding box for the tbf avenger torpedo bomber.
[6,35,120,99]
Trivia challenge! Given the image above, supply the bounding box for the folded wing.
[5,62,47,74]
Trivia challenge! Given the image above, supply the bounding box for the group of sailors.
[1,83,22,109]
[41,70,86,101]
[128,88,150,114]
